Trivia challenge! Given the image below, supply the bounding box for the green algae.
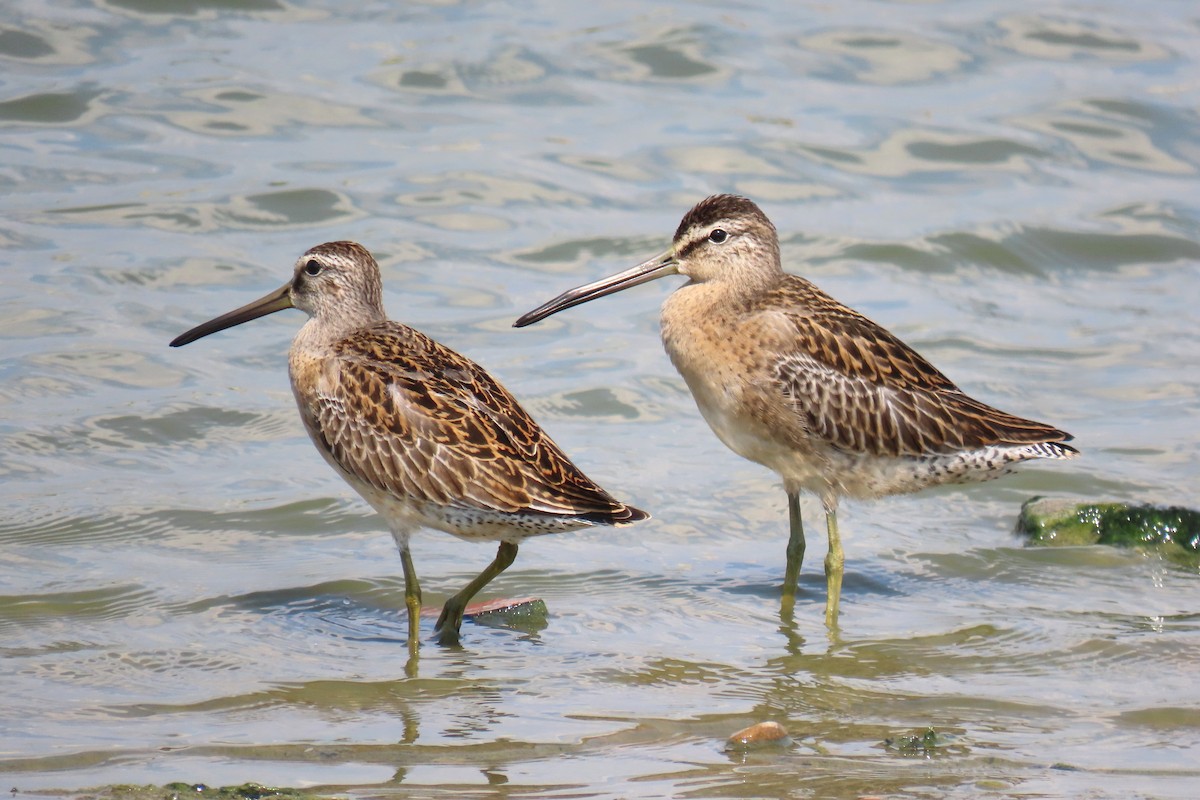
[1017,498,1200,567]
[883,727,964,757]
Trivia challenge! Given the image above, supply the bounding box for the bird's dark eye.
[304,259,322,276]
[708,229,728,244]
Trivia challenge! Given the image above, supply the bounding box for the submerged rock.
[420,596,548,621]
[463,596,547,620]
[1017,497,1200,567]
[417,596,548,636]
[725,721,791,751]
[454,596,549,633]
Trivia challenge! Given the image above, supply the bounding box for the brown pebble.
[726,721,791,750]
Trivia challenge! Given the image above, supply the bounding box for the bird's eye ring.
[304,259,322,276]
[708,229,728,244]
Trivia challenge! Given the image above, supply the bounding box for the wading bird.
[515,195,1075,627]
[172,241,647,648]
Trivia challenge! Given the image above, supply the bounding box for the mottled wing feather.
[309,323,639,521]
[762,278,1074,457]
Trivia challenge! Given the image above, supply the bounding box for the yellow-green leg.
[781,491,805,615]
[434,541,519,646]
[399,543,422,652]
[823,506,843,629]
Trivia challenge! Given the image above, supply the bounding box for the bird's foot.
[779,588,797,624]
[823,601,840,630]
[403,597,422,654]
[432,605,465,646]
[822,558,843,630]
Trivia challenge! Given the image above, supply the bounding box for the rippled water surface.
[2,1,1199,797]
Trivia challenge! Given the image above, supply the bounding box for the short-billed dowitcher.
[515,195,1076,627]
[171,241,647,648]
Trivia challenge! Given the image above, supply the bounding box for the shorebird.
[515,195,1076,627]
[171,241,647,648]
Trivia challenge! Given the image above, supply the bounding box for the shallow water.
[2,0,1198,797]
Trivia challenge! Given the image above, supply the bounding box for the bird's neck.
[302,306,386,345]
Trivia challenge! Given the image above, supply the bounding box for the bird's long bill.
[169,283,293,347]
[513,248,679,328]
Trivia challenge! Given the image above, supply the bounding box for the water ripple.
[0,498,371,548]
[799,29,972,86]
[997,15,1171,62]
[0,584,155,633]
